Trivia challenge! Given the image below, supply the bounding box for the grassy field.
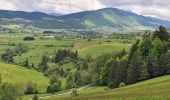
[0,62,49,92]
[41,75,170,100]
[78,43,130,58]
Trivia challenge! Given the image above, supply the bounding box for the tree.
[147,54,159,78]
[153,25,169,41]
[24,82,38,95]
[99,58,113,86]
[52,83,60,93]
[0,73,2,84]
[139,37,151,57]
[39,55,48,72]
[74,71,81,86]
[138,57,149,80]
[50,75,61,86]
[0,82,18,100]
[32,95,39,100]
[151,38,168,58]
[22,59,29,68]
[65,74,75,89]
[127,52,140,84]
[47,85,53,93]
[113,57,128,88]
[107,58,119,88]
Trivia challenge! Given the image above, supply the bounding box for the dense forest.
[92,26,170,88]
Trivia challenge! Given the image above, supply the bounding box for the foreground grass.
[41,75,170,100]
[0,62,49,92]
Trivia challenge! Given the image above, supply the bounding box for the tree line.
[92,26,170,88]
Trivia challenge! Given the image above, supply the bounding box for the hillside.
[57,8,170,30]
[0,8,170,30]
[0,62,49,92]
[42,75,170,100]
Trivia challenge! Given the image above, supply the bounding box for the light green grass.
[42,75,170,100]
[78,43,130,58]
[0,62,49,92]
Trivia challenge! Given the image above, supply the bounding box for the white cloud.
[99,0,170,20]
[1,0,105,14]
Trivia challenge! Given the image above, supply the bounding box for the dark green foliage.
[1,43,27,63]
[0,73,2,84]
[21,59,29,68]
[93,26,170,89]
[99,58,113,86]
[39,55,48,72]
[113,57,128,88]
[0,83,18,100]
[50,75,61,86]
[65,74,75,89]
[54,49,78,63]
[15,43,28,56]
[47,75,61,94]
[1,49,14,63]
[151,38,168,58]
[153,25,169,41]
[32,95,39,100]
[74,71,82,86]
[47,85,53,93]
[24,82,38,95]
[108,58,119,88]
[23,37,35,41]
[139,36,151,57]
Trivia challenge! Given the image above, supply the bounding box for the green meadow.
[0,62,49,92]
[41,75,170,100]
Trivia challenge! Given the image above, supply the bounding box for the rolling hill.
[0,8,170,30]
[0,62,49,92]
[42,75,170,100]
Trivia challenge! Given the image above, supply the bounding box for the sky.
[0,0,170,20]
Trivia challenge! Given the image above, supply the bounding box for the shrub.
[24,82,38,95]
[119,82,126,88]
[47,85,53,93]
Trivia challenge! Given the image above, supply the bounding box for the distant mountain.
[0,10,56,20]
[0,8,170,31]
[56,8,170,30]
[48,13,62,17]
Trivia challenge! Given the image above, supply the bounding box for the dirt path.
[30,85,90,100]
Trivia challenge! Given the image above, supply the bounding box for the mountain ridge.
[0,8,170,30]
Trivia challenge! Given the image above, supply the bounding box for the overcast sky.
[0,0,170,20]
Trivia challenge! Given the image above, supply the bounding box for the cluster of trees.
[93,26,170,88]
[23,36,35,41]
[1,43,27,63]
[47,75,61,94]
[54,49,78,63]
[39,55,49,73]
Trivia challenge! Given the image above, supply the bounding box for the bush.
[24,82,38,95]
[119,82,126,88]
[52,83,60,92]
[47,83,60,94]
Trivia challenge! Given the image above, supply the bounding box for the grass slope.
[78,43,130,58]
[42,75,170,100]
[0,62,49,92]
